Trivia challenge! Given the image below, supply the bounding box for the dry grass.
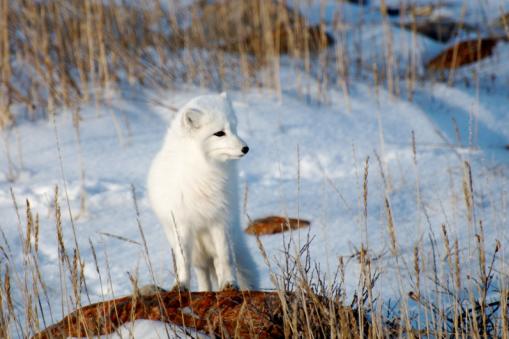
[0,0,335,125]
[1,1,508,338]
[2,0,500,126]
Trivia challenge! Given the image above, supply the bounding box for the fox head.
[175,92,249,162]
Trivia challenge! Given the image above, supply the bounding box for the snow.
[75,320,208,339]
[1,1,509,338]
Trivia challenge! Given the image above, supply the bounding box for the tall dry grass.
[1,0,485,126]
[0,0,333,124]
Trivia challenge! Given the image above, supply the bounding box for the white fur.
[147,93,258,291]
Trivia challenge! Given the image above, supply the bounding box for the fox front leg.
[210,226,238,291]
[167,225,192,291]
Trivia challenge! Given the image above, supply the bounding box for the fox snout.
[241,146,249,155]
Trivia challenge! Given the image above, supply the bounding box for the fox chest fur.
[148,146,237,234]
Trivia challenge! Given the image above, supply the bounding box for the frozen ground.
[2,1,509,338]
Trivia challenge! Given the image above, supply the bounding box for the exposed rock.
[426,37,504,70]
[399,19,470,42]
[33,290,364,338]
[385,4,447,18]
[245,216,311,236]
[342,0,369,6]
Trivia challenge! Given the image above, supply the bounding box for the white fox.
[147,93,258,291]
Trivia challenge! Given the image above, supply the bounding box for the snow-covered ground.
[1,1,509,338]
[2,72,508,336]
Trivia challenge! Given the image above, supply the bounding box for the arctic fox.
[147,93,258,291]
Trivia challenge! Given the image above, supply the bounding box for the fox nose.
[241,146,249,154]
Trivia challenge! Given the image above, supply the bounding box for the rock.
[399,19,469,42]
[384,4,446,18]
[33,290,364,338]
[245,216,311,236]
[426,37,504,70]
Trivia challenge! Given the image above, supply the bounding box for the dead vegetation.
[0,0,334,125]
[2,0,508,126]
[171,1,333,57]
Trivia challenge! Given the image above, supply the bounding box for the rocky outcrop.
[427,38,505,70]
[34,290,364,338]
[245,216,311,236]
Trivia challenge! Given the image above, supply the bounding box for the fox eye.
[213,131,226,137]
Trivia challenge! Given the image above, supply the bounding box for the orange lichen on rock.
[426,38,503,70]
[245,216,310,236]
[33,291,283,338]
[33,290,363,338]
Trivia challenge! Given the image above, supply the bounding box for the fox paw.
[221,281,239,291]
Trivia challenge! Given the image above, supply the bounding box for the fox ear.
[182,108,203,129]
